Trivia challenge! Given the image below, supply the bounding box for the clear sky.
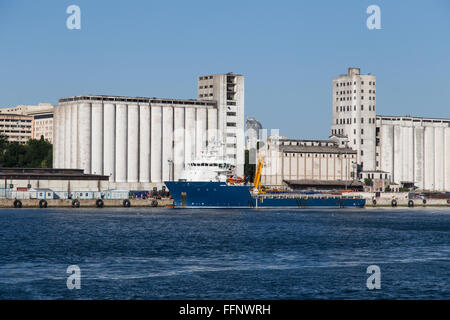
[1,0,449,139]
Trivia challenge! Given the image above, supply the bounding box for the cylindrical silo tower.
[424,126,435,190]
[115,104,128,183]
[79,102,91,174]
[70,103,79,169]
[173,107,185,181]
[127,103,139,183]
[91,102,103,175]
[139,103,150,183]
[150,105,162,182]
[103,103,115,181]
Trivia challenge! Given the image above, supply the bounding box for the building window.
[361,139,364,144]
[361,118,364,124]
[361,105,364,111]
[361,129,364,134]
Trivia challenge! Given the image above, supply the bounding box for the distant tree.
[0,134,9,165]
[0,136,52,168]
[0,134,8,150]
[0,142,26,167]
[364,178,373,186]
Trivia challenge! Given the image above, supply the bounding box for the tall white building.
[53,73,245,190]
[198,72,245,176]
[331,67,377,172]
[331,67,450,191]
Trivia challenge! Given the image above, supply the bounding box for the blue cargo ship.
[165,181,365,208]
[164,142,365,209]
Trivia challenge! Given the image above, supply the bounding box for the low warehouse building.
[260,136,358,190]
[0,168,109,194]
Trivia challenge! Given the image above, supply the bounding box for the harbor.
[1,0,450,304]
[1,206,449,299]
[2,192,450,208]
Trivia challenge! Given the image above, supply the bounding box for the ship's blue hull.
[164,181,366,208]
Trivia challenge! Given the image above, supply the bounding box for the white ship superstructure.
[179,142,235,182]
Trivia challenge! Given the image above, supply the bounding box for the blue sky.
[1,0,449,139]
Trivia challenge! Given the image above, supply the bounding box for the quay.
[0,198,174,208]
[1,196,449,208]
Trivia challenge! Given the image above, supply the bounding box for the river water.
[0,207,449,299]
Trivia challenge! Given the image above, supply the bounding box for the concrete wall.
[261,139,356,187]
[198,73,245,176]
[377,117,450,191]
[1,179,108,192]
[54,99,220,190]
[331,69,377,171]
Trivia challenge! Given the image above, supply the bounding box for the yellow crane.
[253,154,265,194]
